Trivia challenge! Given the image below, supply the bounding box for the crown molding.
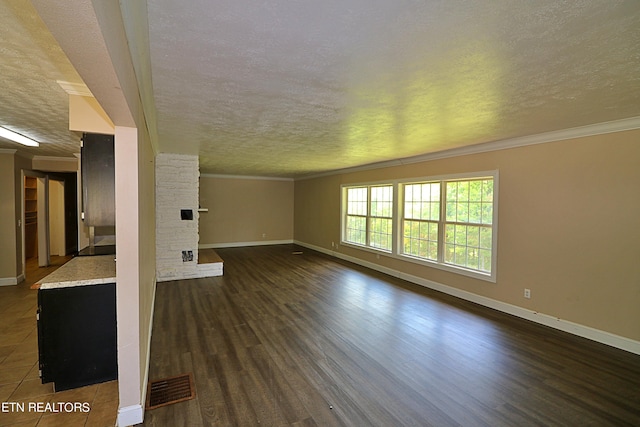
[0,148,18,154]
[200,173,294,182]
[57,80,93,97]
[296,116,640,181]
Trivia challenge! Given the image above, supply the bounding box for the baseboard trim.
[117,404,143,427]
[199,239,294,249]
[294,240,640,356]
[140,277,157,416]
[0,276,18,286]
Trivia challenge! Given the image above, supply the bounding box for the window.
[401,175,495,278]
[443,178,494,273]
[343,184,393,252]
[403,182,440,261]
[342,172,497,281]
[345,187,367,245]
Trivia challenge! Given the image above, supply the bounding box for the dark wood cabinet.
[81,133,115,227]
[37,283,117,391]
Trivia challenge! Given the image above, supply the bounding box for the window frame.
[341,171,498,282]
[399,171,498,281]
[342,182,394,253]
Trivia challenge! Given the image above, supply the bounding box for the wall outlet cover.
[182,250,194,262]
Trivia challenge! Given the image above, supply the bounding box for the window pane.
[457,181,469,201]
[455,225,467,246]
[469,180,482,202]
[402,219,437,260]
[428,242,438,260]
[430,202,440,221]
[370,217,392,251]
[446,202,456,222]
[405,183,439,222]
[371,185,393,217]
[347,187,367,215]
[445,224,455,244]
[455,245,467,265]
[482,179,493,202]
[468,248,479,269]
[429,222,439,241]
[346,215,366,245]
[467,226,480,248]
[468,202,481,223]
[481,203,493,225]
[479,249,492,272]
[456,202,469,223]
[479,227,492,249]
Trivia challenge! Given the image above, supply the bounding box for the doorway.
[22,171,78,283]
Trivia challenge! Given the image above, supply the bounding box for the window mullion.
[438,181,446,264]
[394,182,401,256]
[366,186,371,247]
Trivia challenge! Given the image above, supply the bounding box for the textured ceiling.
[146,0,640,177]
[0,0,83,157]
[2,1,640,177]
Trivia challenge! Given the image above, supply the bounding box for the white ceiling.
[2,1,640,177]
[0,1,84,158]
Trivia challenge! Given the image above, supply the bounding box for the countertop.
[38,255,116,290]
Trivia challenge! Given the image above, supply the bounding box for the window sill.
[341,241,496,283]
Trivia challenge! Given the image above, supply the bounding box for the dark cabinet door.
[38,283,117,391]
[81,133,115,227]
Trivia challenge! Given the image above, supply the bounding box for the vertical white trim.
[37,176,50,267]
[114,126,143,425]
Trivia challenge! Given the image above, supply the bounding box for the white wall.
[156,153,222,281]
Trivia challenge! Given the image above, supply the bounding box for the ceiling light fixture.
[0,126,39,147]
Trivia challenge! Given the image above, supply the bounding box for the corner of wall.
[155,153,213,281]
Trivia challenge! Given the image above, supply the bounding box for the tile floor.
[0,256,118,427]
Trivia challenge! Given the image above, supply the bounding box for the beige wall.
[199,176,294,246]
[69,94,115,134]
[294,130,640,342]
[32,156,78,172]
[0,153,16,283]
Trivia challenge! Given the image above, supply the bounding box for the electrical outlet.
[524,288,531,299]
[182,250,194,262]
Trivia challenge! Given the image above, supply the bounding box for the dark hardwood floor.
[143,244,640,426]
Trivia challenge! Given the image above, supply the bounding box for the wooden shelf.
[25,176,38,259]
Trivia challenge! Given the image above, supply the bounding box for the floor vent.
[147,373,195,410]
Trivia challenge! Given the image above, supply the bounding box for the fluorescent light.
[0,126,39,147]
